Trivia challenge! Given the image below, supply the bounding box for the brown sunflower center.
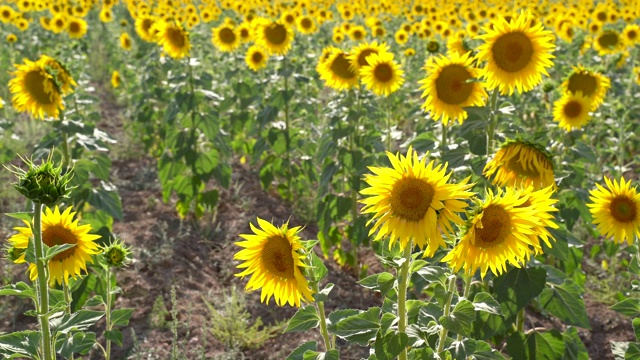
[2,10,11,19]
[167,27,186,48]
[598,32,619,49]
[596,11,607,22]
[475,204,511,247]
[240,28,249,38]
[330,53,357,79]
[491,31,534,73]
[284,14,295,24]
[301,18,312,29]
[563,100,583,118]
[265,23,287,45]
[24,70,54,105]
[390,177,435,222]
[55,19,64,28]
[567,72,597,97]
[251,51,264,63]
[43,225,78,262]
[352,30,364,39]
[506,154,541,178]
[141,18,153,34]
[69,21,81,33]
[262,235,295,278]
[219,27,236,44]
[627,30,638,40]
[357,49,378,67]
[609,196,637,223]
[435,64,473,105]
[373,63,393,83]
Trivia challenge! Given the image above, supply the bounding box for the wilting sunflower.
[588,176,640,245]
[245,45,267,71]
[484,139,555,190]
[560,66,610,109]
[552,91,593,131]
[9,57,64,119]
[67,17,87,39]
[442,187,546,278]
[7,206,101,286]
[255,19,294,56]
[348,41,389,72]
[120,32,132,51]
[156,21,190,59]
[360,146,474,256]
[359,52,404,96]
[419,52,487,125]
[318,48,359,91]
[476,12,555,95]
[111,70,121,88]
[135,15,156,42]
[235,218,314,307]
[211,23,239,52]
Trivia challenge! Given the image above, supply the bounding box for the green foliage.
[150,295,171,330]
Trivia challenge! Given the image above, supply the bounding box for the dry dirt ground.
[0,87,635,359]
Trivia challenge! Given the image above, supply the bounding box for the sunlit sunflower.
[0,96,4,109]
[39,55,76,95]
[484,139,555,190]
[50,13,67,34]
[622,24,640,47]
[237,22,252,43]
[634,67,640,86]
[67,17,87,39]
[99,7,113,23]
[395,29,409,45]
[111,70,121,88]
[235,218,314,307]
[588,176,640,245]
[255,19,294,56]
[359,52,404,96]
[419,51,487,125]
[0,5,15,24]
[211,23,239,52]
[559,66,610,109]
[348,41,389,73]
[296,15,317,35]
[135,15,156,42]
[517,186,559,255]
[120,32,133,51]
[6,33,17,43]
[245,45,267,71]
[442,187,544,278]
[360,146,474,256]
[318,48,359,91]
[593,30,623,55]
[156,21,190,59]
[476,12,555,95]
[349,25,367,41]
[447,36,471,57]
[9,58,64,119]
[7,206,101,286]
[552,91,593,131]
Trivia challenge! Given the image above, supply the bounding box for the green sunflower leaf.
[286,341,317,360]
[539,280,590,329]
[285,305,319,333]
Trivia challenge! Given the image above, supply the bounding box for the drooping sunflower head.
[475,11,556,95]
[255,19,294,56]
[360,146,475,256]
[484,139,555,190]
[552,91,593,131]
[9,57,64,120]
[245,44,268,72]
[419,51,487,125]
[235,218,314,307]
[211,23,239,52]
[156,21,191,59]
[588,176,640,246]
[560,66,610,109]
[8,206,102,286]
[359,51,405,97]
[318,48,359,91]
[442,187,546,278]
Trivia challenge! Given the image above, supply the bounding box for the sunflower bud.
[10,154,73,206]
[426,40,440,53]
[102,237,132,268]
[542,80,555,93]
[5,245,25,262]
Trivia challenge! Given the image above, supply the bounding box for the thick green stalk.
[33,202,53,360]
[486,89,500,158]
[516,308,525,333]
[441,122,448,150]
[397,242,413,360]
[283,59,292,201]
[105,268,112,360]
[63,283,74,360]
[311,281,333,351]
[437,276,457,353]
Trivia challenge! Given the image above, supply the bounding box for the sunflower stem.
[456,274,472,341]
[33,202,54,360]
[441,122,448,150]
[516,307,525,333]
[349,90,362,268]
[486,88,500,159]
[105,267,112,360]
[397,242,412,360]
[283,57,292,202]
[63,282,75,360]
[311,281,333,351]
[437,275,456,353]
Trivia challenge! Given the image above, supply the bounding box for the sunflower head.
[359,51,405,97]
[102,237,133,268]
[560,66,610,109]
[552,91,593,131]
[10,154,74,206]
[484,139,555,190]
[235,218,314,307]
[588,176,640,245]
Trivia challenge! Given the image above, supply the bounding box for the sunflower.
[552,91,593,131]
[245,45,267,71]
[0,5,15,24]
[484,139,555,190]
[111,70,121,88]
[39,55,76,95]
[394,29,409,45]
[419,51,487,125]
[318,48,359,91]
[442,187,545,278]
[348,40,389,72]
[15,17,28,32]
[235,218,314,307]
[634,67,640,86]
[120,32,133,51]
[211,23,239,52]
[349,25,367,41]
[426,40,440,53]
[593,30,623,55]
[560,66,610,109]
[588,176,640,245]
[476,12,555,95]
[135,15,156,42]
[360,146,474,256]
[156,21,190,59]
[296,15,317,35]
[359,52,404,96]
[623,24,640,47]
[9,57,64,119]
[7,206,101,286]
[237,22,252,42]
[0,96,4,109]
[255,19,294,56]
[99,7,113,23]
[67,17,87,39]
[517,186,559,255]
[50,13,67,34]
[6,33,17,43]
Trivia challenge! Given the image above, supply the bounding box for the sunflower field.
[1,0,640,359]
